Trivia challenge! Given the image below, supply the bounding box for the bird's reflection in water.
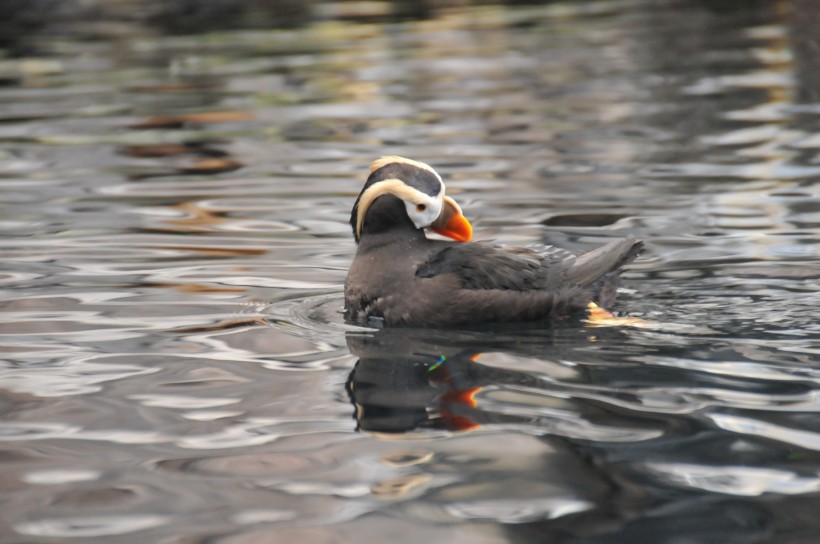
[345,326,775,542]
[345,324,625,435]
[346,331,484,434]
[345,324,635,530]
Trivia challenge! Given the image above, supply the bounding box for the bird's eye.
[416,203,427,212]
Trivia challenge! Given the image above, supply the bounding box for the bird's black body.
[344,157,643,327]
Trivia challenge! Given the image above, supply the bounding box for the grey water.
[1,1,819,542]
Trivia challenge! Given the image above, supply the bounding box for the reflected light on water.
[1,0,819,542]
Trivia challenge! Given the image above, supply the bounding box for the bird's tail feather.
[568,235,643,287]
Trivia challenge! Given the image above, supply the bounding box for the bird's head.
[350,156,472,244]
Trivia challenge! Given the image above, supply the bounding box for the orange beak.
[430,196,472,242]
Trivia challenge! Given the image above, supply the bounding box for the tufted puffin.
[344,156,643,327]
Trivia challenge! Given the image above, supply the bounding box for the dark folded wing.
[416,242,577,291]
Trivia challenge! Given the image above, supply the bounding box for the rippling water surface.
[2,1,819,542]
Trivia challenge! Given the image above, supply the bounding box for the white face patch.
[403,191,443,230]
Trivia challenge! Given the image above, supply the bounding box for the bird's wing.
[416,241,577,291]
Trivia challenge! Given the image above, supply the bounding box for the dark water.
[2,1,819,542]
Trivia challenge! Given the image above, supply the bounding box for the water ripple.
[445,497,593,523]
[1,1,819,542]
[708,412,820,450]
[645,463,820,496]
[15,514,171,538]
